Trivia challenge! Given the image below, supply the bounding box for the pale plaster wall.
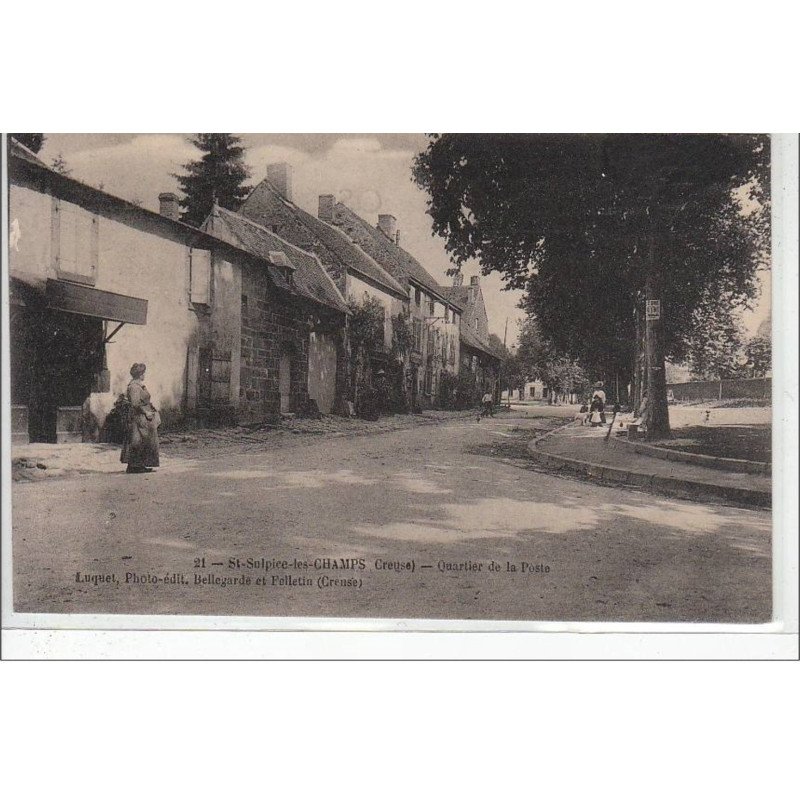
[210,256,242,407]
[346,273,404,349]
[9,184,201,421]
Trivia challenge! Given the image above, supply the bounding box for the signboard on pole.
[646,299,661,320]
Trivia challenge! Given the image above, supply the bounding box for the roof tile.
[211,207,348,314]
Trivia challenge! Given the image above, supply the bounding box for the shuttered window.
[413,320,423,352]
[53,199,98,285]
[190,248,212,305]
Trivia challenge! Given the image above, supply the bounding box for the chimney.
[377,214,397,242]
[318,194,335,222]
[158,192,180,221]
[395,230,400,247]
[468,276,479,304]
[267,163,293,202]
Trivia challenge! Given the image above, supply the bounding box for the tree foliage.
[348,296,386,352]
[745,335,771,377]
[412,134,769,387]
[390,309,414,359]
[685,293,747,379]
[12,134,45,153]
[175,134,252,227]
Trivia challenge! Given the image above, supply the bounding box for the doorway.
[11,308,104,442]
[279,351,292,413]
[410,365,419,411]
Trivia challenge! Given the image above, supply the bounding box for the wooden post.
[644,230,670,440]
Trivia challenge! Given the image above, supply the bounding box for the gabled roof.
[460,322,504,361]
[442,284,505,362]
[8,141,348,317]
[240,182,407,299]
[443,285,470,310]
[208,206,348,314]
[327,202,463,311]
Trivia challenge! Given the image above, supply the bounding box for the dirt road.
[10,409,771,622]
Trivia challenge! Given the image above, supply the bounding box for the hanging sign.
[646,299,661,320]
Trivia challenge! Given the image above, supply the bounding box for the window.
[53,199,98,285]
[444,307,450,323]
[429,300,435,316]
[414,287,421,305]
[190,248,212,305]
[413,319,423,352]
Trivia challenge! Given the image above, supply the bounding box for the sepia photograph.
[4,132,777,625]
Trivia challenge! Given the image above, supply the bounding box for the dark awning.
[46,279,148,325]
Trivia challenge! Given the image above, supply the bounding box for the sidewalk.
[528,421,771,508]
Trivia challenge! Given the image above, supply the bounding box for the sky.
[37,133,526,346]
[37,133,770,344]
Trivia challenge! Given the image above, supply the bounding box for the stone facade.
[240,269,304,418]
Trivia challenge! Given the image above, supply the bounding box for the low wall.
[668,378,771,402]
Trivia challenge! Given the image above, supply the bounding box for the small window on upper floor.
[190,248,212,306]
[415,287,421,305]
[429,300,435,316]
[444,307,450,323]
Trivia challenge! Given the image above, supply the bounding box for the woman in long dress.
[120,362,160,474]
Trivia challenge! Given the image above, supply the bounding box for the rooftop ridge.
[246,181,408,299]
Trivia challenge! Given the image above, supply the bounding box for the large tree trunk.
[644,240,670,440]
[632,293,643,412]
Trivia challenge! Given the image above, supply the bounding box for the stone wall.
[239,267,345,420]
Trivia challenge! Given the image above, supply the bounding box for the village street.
[11,407,771,623]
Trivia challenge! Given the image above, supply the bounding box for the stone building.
[7,139,347,444]
[444,275,504,403]
[201,205,348,417]
[318,194,463,409]
[239,164,408,352]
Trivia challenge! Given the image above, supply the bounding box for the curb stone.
[610,435,770,476]
[527,426,771,509]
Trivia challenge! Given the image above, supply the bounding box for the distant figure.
[576,401,590,425]
[120,363,161,474]
[592,381,607,424]
[481,391,494,418]
[589,395,603,426]
[634,391,651,434]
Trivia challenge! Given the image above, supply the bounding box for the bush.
[438,371,481,410]
[100,394,130,444]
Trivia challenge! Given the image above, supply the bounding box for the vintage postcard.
[2,133,783,629]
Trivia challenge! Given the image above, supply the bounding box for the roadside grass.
[652,424,771,462]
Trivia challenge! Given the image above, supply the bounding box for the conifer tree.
[174,134,252,227]
[11,133,45,153]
